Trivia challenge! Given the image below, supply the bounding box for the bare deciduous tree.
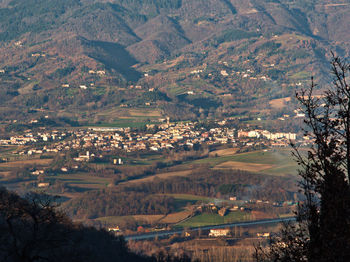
[255,55,350,261]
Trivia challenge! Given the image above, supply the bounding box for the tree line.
[64,191,176,219]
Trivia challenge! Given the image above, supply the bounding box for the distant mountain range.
[1,0,349,123]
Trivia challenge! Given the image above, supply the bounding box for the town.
[0,119,303,159]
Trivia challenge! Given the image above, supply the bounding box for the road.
[124,216,296,241]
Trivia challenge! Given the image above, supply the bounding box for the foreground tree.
[255,56,350,261]
[0,187,135,262]
[0,187,195,262]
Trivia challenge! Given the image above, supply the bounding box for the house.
[38,182,50,188]
[230,206,239,211]
[257,232,270,238]
[209,228,230,237]
[31,170,44,175]
[150,146,159,151]
[108,226,120,232]
[96,70,105,75]
[220,70,229,76]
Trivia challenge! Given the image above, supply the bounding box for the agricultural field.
[208,148,239,157]
[89,107,163,128]
[177,211,249,228]
[159,210,193,224]
[188,149,298,176]
[91,192,249,228]
[215,161,274,172]
[0,145,32,161]
[0,158,52,168]
[51,173,112,190]
[0,145,298,233]
[269,97,292,109]
[127,108,162,117]
[86,119,157,128]
[224,149,298,176]
[0,145,297,195]
[122,170,192,185]
[49,148,297,192]
[95,210,194,226]
[95,215,164,225]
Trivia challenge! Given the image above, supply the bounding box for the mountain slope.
[0,0,350,122]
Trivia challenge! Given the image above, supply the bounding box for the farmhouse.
[209,228,230,237]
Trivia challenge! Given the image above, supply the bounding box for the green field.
[290,71,310,80]
[52,173,111,190]
[171,195,210,212]
[125,153,165,166]
[177,211,249,228]
[167,85,187,96]
[228,150,293,164]
[184,149,298,176]
[229,149,298,176]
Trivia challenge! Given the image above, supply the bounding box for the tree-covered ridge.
[0,0,80,41]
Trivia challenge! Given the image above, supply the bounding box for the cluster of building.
[0,120,302,157]
[238,130,296,140]
[0,131,67,146]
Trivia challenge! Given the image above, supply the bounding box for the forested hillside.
[1,0,350,122]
